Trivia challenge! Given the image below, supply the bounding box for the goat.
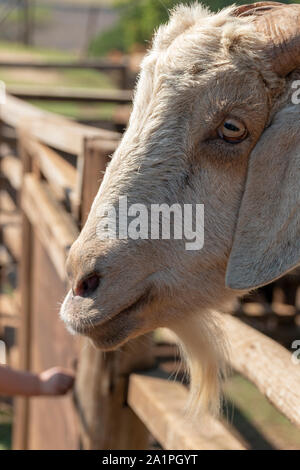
[60,2,300,415]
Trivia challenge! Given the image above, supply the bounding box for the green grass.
[224,374,300,449]
[0,407,12,450]
[0,40,118,120]
[0,68,114,89]
[6,6,52,26]
[0,40,77,61]
[29,100,116,121]
[59,69,113,89]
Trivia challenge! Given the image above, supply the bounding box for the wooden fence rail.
[128,374,245,450]
[0,59,130,89]
[158,315,300,429]
[22,173,78,281]
[7,85,133,104]
[0,59,128,71]
[0,93,300,450]
[222,315,300,428]
[1,95,120,149]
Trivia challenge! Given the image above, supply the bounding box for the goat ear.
[226,104,300,290]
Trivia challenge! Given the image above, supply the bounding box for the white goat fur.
[62,3,300,416]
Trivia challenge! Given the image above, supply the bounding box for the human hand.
[38,367,75,396]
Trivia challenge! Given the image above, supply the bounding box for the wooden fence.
[0,59,130,90]
[0,93,300,450]
[6,85,132,104]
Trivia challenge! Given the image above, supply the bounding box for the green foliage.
[89,0,189,55]
[0,408,12,450]
[89,0,291,56]
[89,22,127,55]
[7,6,52,26]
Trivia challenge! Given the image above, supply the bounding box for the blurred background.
[0,0,296,121]
[0,0,299,451]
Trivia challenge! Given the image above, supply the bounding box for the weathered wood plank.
[75,337,154,450]
[0,190,21,261]
[0,59,127,71]
[158,314,300,429]
[24,138,77,204]
[0,294,19,328]
[27,234,80,450]
[1,95,120,155]
[12,140,33,450]
[0,245,11,267]
[221,314,300,429]
[21,174,78,280]
[114,105,132,127]
[2,224,21,262]
[128,374,245,450]
[13,135,80,449]
[0,189,18,214]
[8,85,132,104]
[79,138,118,226]
[0,154,22,191]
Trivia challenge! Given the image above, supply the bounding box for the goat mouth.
[66,288,152,338]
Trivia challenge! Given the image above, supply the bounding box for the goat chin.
[171,311,230,418]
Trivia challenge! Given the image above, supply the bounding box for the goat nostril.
[74,273,100,298]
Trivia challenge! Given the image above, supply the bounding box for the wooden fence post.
[120,60,129,90]
[78,137,118,226]
[12,131,32,450]
[74,138,154,449]
[22,0,34,46]
[75,337,154,450]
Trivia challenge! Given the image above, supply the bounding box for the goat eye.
[218,118,247,143]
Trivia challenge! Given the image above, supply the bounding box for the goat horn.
[233,2,300,77]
